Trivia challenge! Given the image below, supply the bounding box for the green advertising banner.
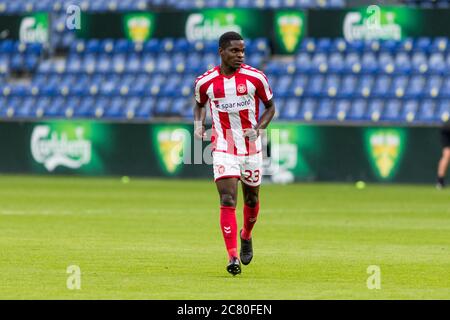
[29,121,113,174]
[274,11,306,54]
[0,13,49,43]
[74,8,450,53]
[308,7,450,40]
[76,9,272,41]
[266,123,441,183]
[123,12,155,42]
[151,124,191,176]
[0,121,445,184]
[183,9,271,42]
[364,128,407,180]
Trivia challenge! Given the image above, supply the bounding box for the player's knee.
[220,194,236,207]
[244,194,259,208]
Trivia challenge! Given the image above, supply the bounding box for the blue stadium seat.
[74,97,95,117]
[299,98,316,121]
[305,75,324,97]
[104,97,125,118]
[334,99,351,121]
[0,40,15,54]
[316,38,331,53]
[126,53,142,73]
[159,38,175,53]
[316,98,334,120]
[398,38,414,52]
[379,52,395,74]
[123,97,142,119]
[367,99,384,122]
[382,99,402,122]
[181,103,193,119]
[364,40,380,53]
[437,100,450,122]
[356,75,375,98]
[161,76,181,97]
[311,53,328,74]
[295,53,312,74]
[323,75,340,98]
[328,52,344,73]
[405,75,426,99]
[299,38,316,53]
[414,37,432,53]
[174,38,190,53]
[155,53,172,73]
[389,76,409,99]
[136,97,155,119]
[372,75,391,98]
[394,53,412,74]
[16,97,36,118]
[361,52,378,74]
[171,98,187,116]
[86,39,101,54]
[379,40,398,53]
[402,100,419,123]
[418,99,437,123]
[346,40,364,53]
[429,53,447,74]
[425,75,443,98]
[411,52,428,74]
[288,74,308,97]
[440,77,450,99]
[96,54,112,73]
[154,97,173,116]
[343,53,361,74]
[274,75,292,98]
[330,38,347,53]
[247,54,265,69]
[348,99,367,121]
[431,37,448,53]
[338,75,357,98]
[143,39,160,53]
[46,97,65,117]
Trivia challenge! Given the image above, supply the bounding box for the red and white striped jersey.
[194,64,273,156]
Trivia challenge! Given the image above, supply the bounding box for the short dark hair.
[219,31,243,49]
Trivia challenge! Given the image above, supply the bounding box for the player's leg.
[239,183,259,265]
[241,182,260,238]
[239,153,262,265]
[437,129,450,189]
[216,178,241,275]
[437,147,450,189]
[213,151,242,275]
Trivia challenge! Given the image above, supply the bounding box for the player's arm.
[244,69,276,142]
[243,99,275,142]
[193,76,208,140]
[193,101,207,140]
[255,98,276,131]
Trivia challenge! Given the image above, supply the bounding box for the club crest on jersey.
[217,165,225,175]
[237,83,247,94]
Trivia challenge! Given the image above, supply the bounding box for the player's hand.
[194,124,206,140]
[243,128,259,142]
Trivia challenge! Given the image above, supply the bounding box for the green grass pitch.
[0,175,449,299]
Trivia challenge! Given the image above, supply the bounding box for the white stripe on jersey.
[228,112,247,155]
[223,76,237,97]
[194,69,219,103]
[239,67,273,101]
[210,105,228,151]
[247,79,262,151]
